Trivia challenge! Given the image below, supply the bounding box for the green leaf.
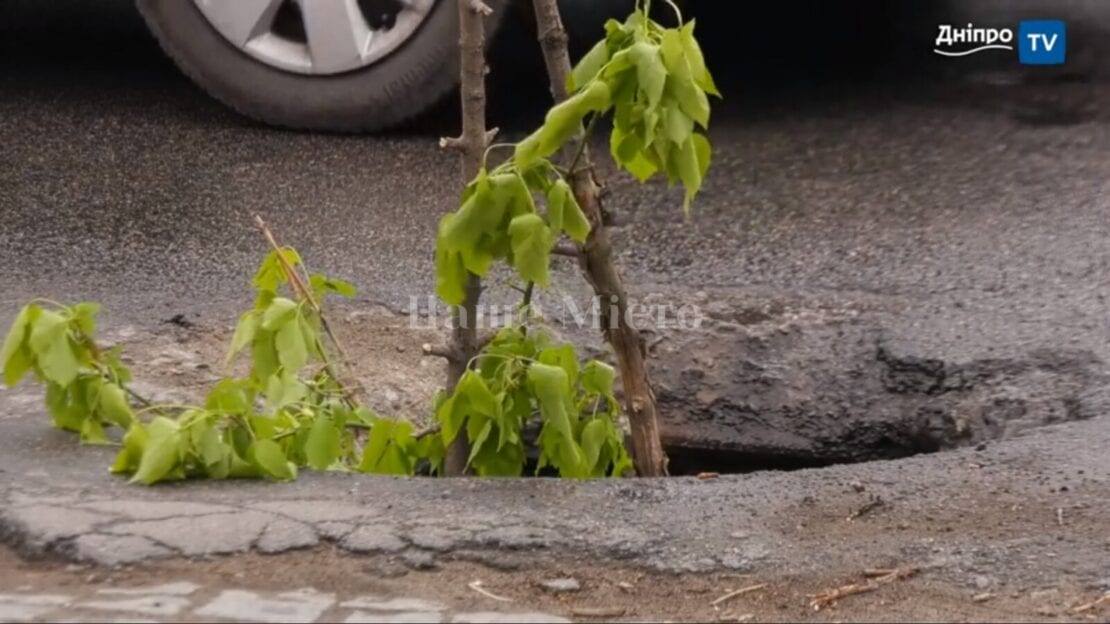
[45,382,78,431]
[29,310,80,387]
[692,132,712,181]
[205,378,253,414]
[675,134,704,216]
[1,305,34,372]
[251,330,280,381]
[375,445,414,476]
[196,425,230,477]
[415,434,446,476]
[528,364,575,440]
[98,382,133,428]
[382,421,415,476]
[466,418,494,468]
[610,126,658,182]
[663,104,694,145]
[253,247,302,293]
[538,344,579,390]
[435,214,470,306]
[262,297,298,331]
[309,275,357,299]
[561,195,591,245]
[275,315,308,373]
[436,395,462,447]
[470,435,526,477]
[2,304,38,387]
[508,214,553,288]
[111,421,149,474]
[305,415,341,471]
[581,360,616,398]
[681,20,720,96]
[72,302,100,336]
[3,345,33,388]
[249,439,297,481]
[360,418,393,471]
[265,373,307,411]
[673,76,710,128]
[580,418,609,471]
[80,417,113,445]
[513,134,543,173]
[632,43,667,109]
[569,39,611,93]
[131,417,182,485]
[227,311,260,365]
[516,81,611,170]
[439,369,500,448]
[546,180,590,244]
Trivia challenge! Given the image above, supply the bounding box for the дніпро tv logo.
[934,21,1066,65]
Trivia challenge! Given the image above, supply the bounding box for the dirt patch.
[1,544,1104,622]
[106,305,446,428]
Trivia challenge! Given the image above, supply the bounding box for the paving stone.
[195,590,334,624]
[76,500,235,520]
[104,512,272,557]
[341,597,447,612]
[0,603,55,623]
[257,519,319,554]
[0,593,70,622]
[4,506,111,546]
[70,534,174,566]
[345,611,443,624]
[78,595,192,617]
[451,612,570,623]
[97,582,200,597]
[341,525,407,554]
[0,594,71,606]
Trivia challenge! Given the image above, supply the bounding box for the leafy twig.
[253,214,365,407]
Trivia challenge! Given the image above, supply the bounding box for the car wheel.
[137,0,506,132]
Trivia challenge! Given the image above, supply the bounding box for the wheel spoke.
[298,0,373,73]
[196,0,284,46]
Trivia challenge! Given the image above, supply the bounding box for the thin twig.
[809,566,917,611]
[1073,592,1110,613]
[468,580,512,602]
[254,214,365,407]
[710,584,767,608]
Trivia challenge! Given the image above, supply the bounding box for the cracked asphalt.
[0,0,1109,615]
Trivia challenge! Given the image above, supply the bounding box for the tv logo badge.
[933,20,1065,65]
[1018,20,1065,65]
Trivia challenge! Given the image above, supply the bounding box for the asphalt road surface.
[1,3,1109,619]
[1,3,1107,359]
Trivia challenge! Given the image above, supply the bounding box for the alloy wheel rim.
[192,0,437,75]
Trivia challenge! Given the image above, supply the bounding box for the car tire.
[136,0,506,132]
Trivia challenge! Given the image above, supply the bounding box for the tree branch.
[530,0,668,477]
